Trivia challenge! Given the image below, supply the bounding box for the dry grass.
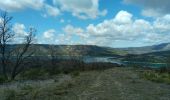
[0,67,170,100]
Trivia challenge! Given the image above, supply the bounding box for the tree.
[0,11,36,80]
[0,12,14,79]
[11,28,35,80]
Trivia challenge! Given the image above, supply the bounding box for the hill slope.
[7,44,127,56]
[120,43,170,54]
[6,43,170,56]
[1,67,170,100]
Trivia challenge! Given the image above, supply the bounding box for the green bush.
[21,68,49,80]
[71,71,80,77]
[47,68,61,75]
[141,71,170,84]
[0,75,7,83]
[3,89,18,100]
[21,85,34,91]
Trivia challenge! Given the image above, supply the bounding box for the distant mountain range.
[119,43,170,54]
[6,43,170,56]
[31,44,127,56]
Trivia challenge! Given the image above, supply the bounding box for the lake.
[3,56,169,68]
[82,56,169,68]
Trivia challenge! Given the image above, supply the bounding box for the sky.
[0,0,170,48]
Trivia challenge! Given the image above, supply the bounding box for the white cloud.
[41,25,89,44]
[124,0,170,17]
[85,11,169,45]
[0,0,61,17]
[12,23,28,37]
[34,9,170,47]
[43,29,56,39]
[44,4,60,17]
[63,25,88,38]
[86,10,140,40]
[0,0,107,19]
[55,34,65,43]
[53,0,107,19]
[0,0,44,11]
[12,23,32,43]
[153,15,170,33]
[141,9,162,18]
[52,10,170,47]
[114,10,133,24]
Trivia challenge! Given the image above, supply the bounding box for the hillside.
[122,50,170,63]
[6,44,127,56]
[5,43,170,56]
[1,67,170,100]
[120,43,170,54]
[37,45,128,56]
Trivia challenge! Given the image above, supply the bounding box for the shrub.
[21,85,34,91]
[21,68,49,80]
[141,70,170,84]
[71,71,80,77]
[3,89,18,100]
[157,67,170,73]
[0,75,7,83]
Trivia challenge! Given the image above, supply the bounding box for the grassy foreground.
[0,67,170,100]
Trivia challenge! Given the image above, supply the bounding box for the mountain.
[122,50,170,63]
[119,43,170,54]
[27,44,127,56]
[5,43,170,56]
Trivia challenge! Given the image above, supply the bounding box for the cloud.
[12,23,28,37]
[51,10,170,47]
[12,23,32,43]
[86,10,143,40]
[141,9,161,17]
[40,25,89,44]
[0,0,44,11]
[0,0,106,19]
[53,0,107,19]
[44,4,60,17]
[63,25,88,38]
[85,10,170,45]
[153,15,170,33]
[43,29,56,39]
[0,0,61,17]
[38,10,170,47]
[114,10,133,24]
[123,0,170,17]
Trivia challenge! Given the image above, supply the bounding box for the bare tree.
[0,11,36,80]
[11,28,35,80]
[0,12,14,79]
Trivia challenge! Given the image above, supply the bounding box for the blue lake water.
[82,56,169,68]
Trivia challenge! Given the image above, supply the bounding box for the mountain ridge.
[5,42,170,56]
[120,43,170,54]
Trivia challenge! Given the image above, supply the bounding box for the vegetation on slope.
[0,67,170,100]
[140,67,170,84]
